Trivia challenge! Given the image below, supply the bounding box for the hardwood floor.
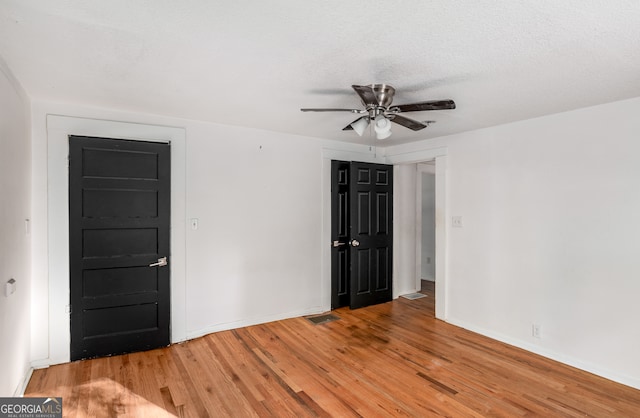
[26,281,640,417]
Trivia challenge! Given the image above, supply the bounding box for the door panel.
[376,192,390,234]
[355,249,371,294]
[82,147,159,179]
[83,304,159,338]
[356,191,371,235]
[375,247,391,290]
[331,161,393,310]
[82,266,157,297]
[69,136,170,361]
[82,228,158,257]
[83,189,158,218]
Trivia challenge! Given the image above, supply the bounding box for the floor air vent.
[400,293,427,300]
[306,314,340,325]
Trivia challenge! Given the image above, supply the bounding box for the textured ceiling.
[1,1,639,145]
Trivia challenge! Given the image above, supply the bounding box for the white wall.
[28,100,380,364]
[24,88,640,390]
[184,122,325,336]
[392,165,417,298]
[0,59,31,396]
[386,96,640,390]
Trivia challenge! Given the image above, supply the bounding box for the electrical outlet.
[532,324,541,339]
[452,216,463,228]
[190,218,199,230]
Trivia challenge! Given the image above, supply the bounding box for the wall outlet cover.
[532,324,542,338]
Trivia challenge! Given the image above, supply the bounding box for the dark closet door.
[331,160,393,310]
[331,161,351,309]
[349,162,393,309]
[69,136,171,361]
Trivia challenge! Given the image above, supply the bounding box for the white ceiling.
[1,1,639,145]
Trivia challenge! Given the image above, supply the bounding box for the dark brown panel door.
[69,136,170,361]
[331,161,350,309]
[349,162,393,309]
[331,161,393,310]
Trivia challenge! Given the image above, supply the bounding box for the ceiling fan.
[301,84,456,140]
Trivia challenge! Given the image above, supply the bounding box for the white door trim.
[45,115,187,365]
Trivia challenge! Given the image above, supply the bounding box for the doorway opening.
[416,163,436,300]
[330,160,394,310]
[392,154,447,320]
[321,148,447,320]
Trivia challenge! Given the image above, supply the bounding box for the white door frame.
[44,115,187,365]
[386,147,448,320]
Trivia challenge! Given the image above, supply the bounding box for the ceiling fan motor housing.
[368,84,396,108]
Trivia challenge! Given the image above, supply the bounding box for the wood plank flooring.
[26,281,640,417]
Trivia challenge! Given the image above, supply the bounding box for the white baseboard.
[446,317,640,391]
[13,367,34,397]
[30,358,52,369]
[186,306,325,341]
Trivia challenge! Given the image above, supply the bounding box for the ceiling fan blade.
[395,99,456,112]
[301,108,363,112]
[352,85,378,106]
[391,115,429,131]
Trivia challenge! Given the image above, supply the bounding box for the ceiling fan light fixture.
[301,83,455,137]
[374,114,392,140]
[351,117,370,136]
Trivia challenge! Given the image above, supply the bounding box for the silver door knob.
[350,239,360,247]
[149,257,168,267]
[332,240,346,247]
